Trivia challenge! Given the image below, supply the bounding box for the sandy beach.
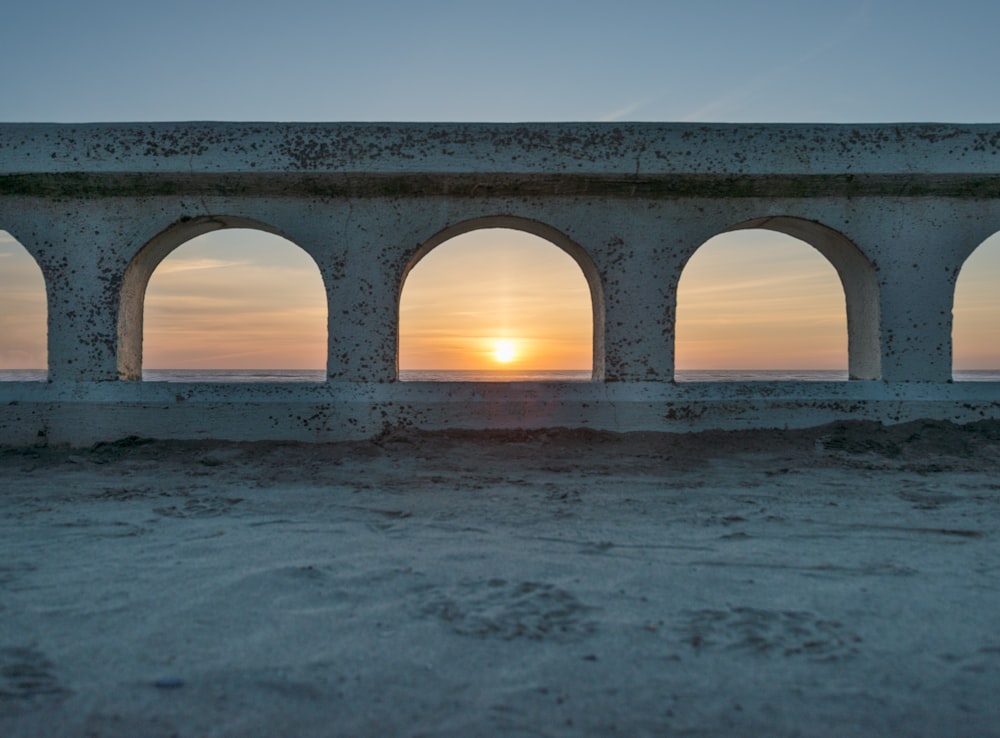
[2,421,1000,737]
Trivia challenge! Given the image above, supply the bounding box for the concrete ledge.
[3,122,1000,176]
[3,381,1000,446]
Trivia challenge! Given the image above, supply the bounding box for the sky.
[3,0,1000,374]
[399,230,593,371]
[142,231,327,370]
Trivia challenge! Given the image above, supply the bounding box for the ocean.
[3,369,1000,382]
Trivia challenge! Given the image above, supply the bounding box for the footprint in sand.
[677,607,863,661]
[0,647,69,702]
[423,579,596,642]
[153,496,244,518]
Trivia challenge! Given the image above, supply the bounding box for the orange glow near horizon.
[142,229,327,370]
[0,231,47,370]
[398,229,593,371]
[675,230,848,371]
[953,232,1000,371]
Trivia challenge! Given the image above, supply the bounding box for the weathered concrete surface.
[2,123,1000,444]
[4,122,1000,176]
[2,380,1000,447]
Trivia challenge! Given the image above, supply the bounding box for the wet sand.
[2,421,999,737]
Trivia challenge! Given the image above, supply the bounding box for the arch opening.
[0,230,47,381]
[675,218,878,381]
[398,220,602,381]
[953,231,1000,381]
[120,219,327,382]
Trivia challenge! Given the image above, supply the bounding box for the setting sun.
[398,228,593,372]
[493,339,517,363]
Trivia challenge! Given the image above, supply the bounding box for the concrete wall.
[2,122,1000,445]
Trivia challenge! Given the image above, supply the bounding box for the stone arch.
[0,229,48,377]
[952,229,1000,377]
[117,215,327,381]
[677,216,880,380]
[398,215,605,379]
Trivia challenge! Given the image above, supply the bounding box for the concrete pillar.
[321,202,418,383]
[862,204,970,382]
[9,204,128,382]
[589,206,705,382]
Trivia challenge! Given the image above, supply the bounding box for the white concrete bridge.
[2,122,999,445]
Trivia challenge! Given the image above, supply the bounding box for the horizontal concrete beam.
[2,380,999,446]
[3,122,1000,176]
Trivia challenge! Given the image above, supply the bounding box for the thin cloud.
[598,98,654,122]
[679,269,837,297]
[681,2,872,121]
[153,257,250,275]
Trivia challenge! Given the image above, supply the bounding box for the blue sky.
[5,0,1000,123]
